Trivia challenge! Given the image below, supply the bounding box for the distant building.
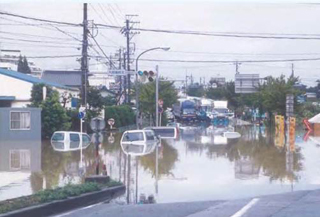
[0,68,79,108]
[235,74,260,94]
[98,85,116,98]
[0,49,42,77]
[42,70,82,89]
[0,107,41,142]
[209,77,226,87]
[89,71,116,90]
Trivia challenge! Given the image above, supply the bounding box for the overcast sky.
[1,1,320,86]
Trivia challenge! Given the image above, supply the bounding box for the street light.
[135,47,170,72]
[135,47,170,129]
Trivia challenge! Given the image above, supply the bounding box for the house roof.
[0,68,76,91]
[42,70,81,87]
[98,86,116,96]
[0,96,15,101]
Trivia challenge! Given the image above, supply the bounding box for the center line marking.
[230,198,260,217]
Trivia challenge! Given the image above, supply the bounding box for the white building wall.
[0,74,79,108]
[0,74,33,107]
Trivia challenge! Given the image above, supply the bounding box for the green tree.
[86,86,105,120]
[139,80,178,123]
[30,83,53,107]
[187,83,205,97]
[40,91,71,138]
[259,75,301,118]
[17,55,31,74]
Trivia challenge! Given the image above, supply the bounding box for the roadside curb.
[0,185,125,217]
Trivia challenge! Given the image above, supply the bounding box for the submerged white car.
[51,131,91,152]
[120,130,158,156]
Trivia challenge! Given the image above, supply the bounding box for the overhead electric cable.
[88,31,115,68]
[0,11,81,26]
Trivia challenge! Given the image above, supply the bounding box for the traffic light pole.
[135,47,170,129]
[156,65,159,127]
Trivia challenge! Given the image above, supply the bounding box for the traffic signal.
[137,70,156,83]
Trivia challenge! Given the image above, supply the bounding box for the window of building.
[10,150,31,170]
[10,111,31,130]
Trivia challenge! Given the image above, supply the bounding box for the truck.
[173,99,197,122]
[210,101,233,127]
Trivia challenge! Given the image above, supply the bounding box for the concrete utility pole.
[122,15,139,104]
[118,48,123,102]
[125,19,131,104]
[156,65,159,127]
[235,61,241,74]
[81,3,88,108]
[123,50,127,103]
[291,63,295,77]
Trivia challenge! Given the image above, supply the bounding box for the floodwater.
[1,123,320,204]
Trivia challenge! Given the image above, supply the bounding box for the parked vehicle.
[121,130,158,144]
[223,132,241,139]
[173,99,197,122]
[120,130,158,156]
[51,131,91,152]
[165,109,175,121]
[144,126,178,139]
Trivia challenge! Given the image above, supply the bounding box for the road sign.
[108,135,115,144]
[158,99,164,108]
[109,69,127,76]
[78,112,85,119]
[78,106,86,119]
[108,118,115,126]
[159,107,163,114]
[90,117,106,131]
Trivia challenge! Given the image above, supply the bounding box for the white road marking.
[230,198,260,217]
[54,202,104,217]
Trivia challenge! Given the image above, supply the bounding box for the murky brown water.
[1,124,320,204]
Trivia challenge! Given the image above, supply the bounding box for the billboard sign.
[235,74,260,93]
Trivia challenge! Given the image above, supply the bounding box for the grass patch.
[0,180,122,214]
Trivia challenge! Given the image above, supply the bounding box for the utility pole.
[118,48,122,103]
[291,63,295,77]
[81,3,88,108]
[122,15,139,104]
[156,65,159,127]
[125,19,131,104]
[123,50,127,103]
[235,61,241,74]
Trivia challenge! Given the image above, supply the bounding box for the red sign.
[158,99,164,108]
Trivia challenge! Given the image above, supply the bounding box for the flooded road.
[1,124,320,204]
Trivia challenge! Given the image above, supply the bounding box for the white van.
[120,130,157,144]
[143,127,178,139]
[120,130,158,156]
[51,131,91,152]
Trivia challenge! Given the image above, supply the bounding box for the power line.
[0,41,80,49]
[0,11,81,26]
[0,35,81,45]
[3,11,320,40]
[0,30,76,41]
[88,31,115,68]
[138,57,320,63]
[27,55,81,59]
[90,4,115,26]
[95,23,320,40]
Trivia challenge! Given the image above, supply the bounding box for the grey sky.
[1,2,320,86]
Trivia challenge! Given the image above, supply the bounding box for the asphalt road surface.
[54,189,320,217]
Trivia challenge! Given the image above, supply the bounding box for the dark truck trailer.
[173,100,197,122]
